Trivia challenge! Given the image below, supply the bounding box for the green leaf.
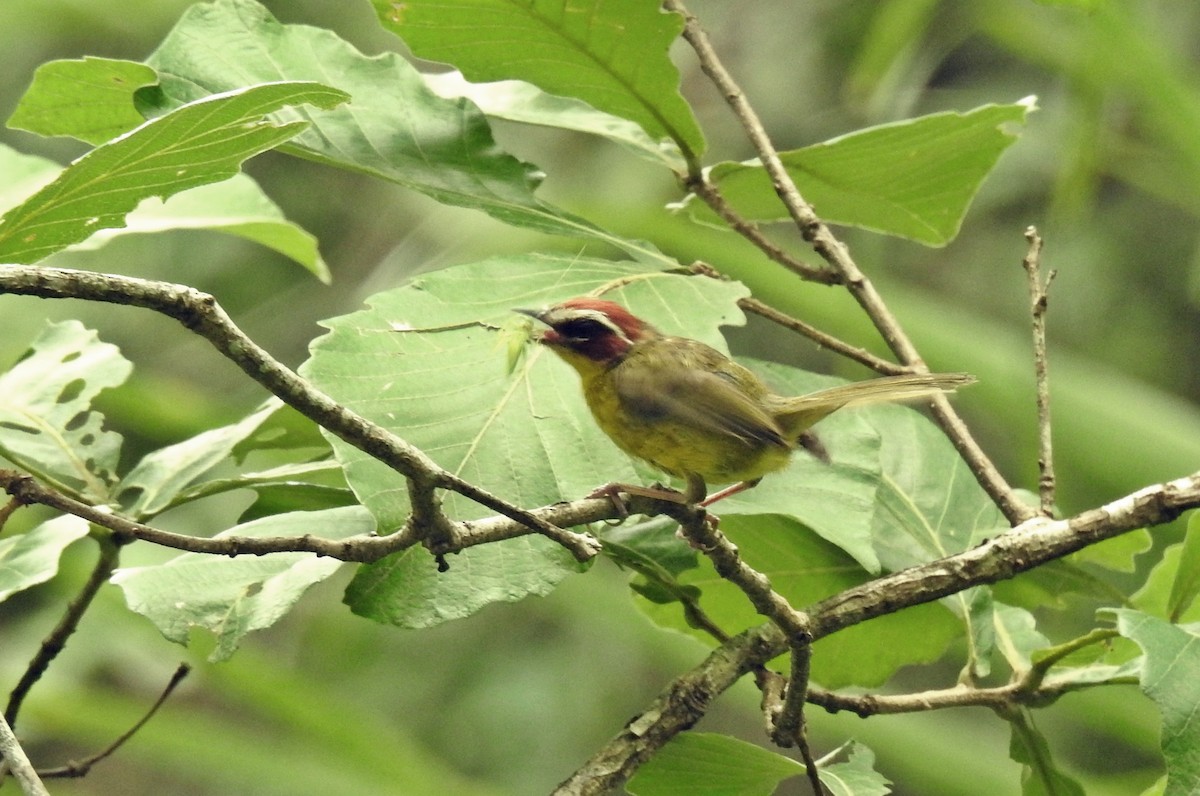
[867,401,1008,628]
[0,516,90,603]
[75,174,330,282]
[0,321,130,501]
[1007,708,1087,796]
[820,744,892,796]
[993,603,1052,675]
[0,81,347,264]
[144,0,669,263]
[626,732,802,796]
[0,143,327,277]
[1113,609,1200,796]
[1167,513,1200,622]
[0,147,60,216]
[112,505,373,662]
[1068,526,1152,573]
[690,100,1036,246]
[373,0,705,160]
[719,363,883,572]
[114,400,284,520]
[7,56,158,145]
[425,71,686,170]
[302,254,741,627]
[636,515,959,689]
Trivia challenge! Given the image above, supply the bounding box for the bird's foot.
[698,477,763,507]
[585,482,689,519]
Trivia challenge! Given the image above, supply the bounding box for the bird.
[517,297,974,506]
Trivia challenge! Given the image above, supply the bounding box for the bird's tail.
[770,373,975,440]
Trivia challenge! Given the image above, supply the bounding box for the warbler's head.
[516,298,659,372]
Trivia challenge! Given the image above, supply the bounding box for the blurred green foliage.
[1,1,1198,794]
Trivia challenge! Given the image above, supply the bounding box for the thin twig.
[558,470,1200,793]
[39,664,191,779]
[0,496,22,534]
[685,180,842,285]
[1022,227,1057,515]
[0,712,49,796]
[6,535,121,726]
[0,265,599,562]
[666,0,1033,527]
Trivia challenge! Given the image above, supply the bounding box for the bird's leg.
[698,477,763,508]
[585,482,689,518]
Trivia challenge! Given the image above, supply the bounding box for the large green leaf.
[142,0,668,262]
[689,101,1035,246]
[114,400,283,520]
[7,56,158,145]
[635,514,959,689]
[373,0,705,160]
[1114,609,1200,796]
[303,254,743,627]
[425,71,685,170]
[0,81,346,264]
[626,732,803,796]
[0,321,130,501]
[0,516,90,603]
[0,143,327,278]
[112,505,373,662]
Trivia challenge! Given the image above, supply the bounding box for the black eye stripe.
[559,318,609,339]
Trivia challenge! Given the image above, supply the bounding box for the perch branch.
[1022,227,1058,515]
[666,0,1034,526]
[558,470,1200,793]
[0,265,599,562]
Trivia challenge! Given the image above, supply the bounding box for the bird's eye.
[558,318,607,341]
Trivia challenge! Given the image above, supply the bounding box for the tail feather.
[769,373,974,440]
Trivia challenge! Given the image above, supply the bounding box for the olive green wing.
[612,349,787,451]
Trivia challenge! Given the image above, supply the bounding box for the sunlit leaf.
[142,0,669,263]
[7,56,158,144]
[688,100,1035,246]
[627,732,802,796]
[0,81,346,263]
[373,0,705,159]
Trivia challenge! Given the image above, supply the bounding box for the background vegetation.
[1,1,1198,794]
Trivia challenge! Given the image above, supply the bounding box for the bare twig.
[666,0,1034,527]
[685,181,842,285]
[559,470,1200,793]
[0,495,21,534]
[0,712,49,796]
[1022,227,1058,515]
[0,265,599,562]
[39,664,191,779]
[5,535,121,726]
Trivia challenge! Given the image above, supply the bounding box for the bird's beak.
[513,307,545,323]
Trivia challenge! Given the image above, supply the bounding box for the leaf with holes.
[0,321,131,501]
[0,81,346,264]
[113,505,374,662]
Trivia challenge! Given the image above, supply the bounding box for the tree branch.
[666,0,1034,527]
[0,711,48,796]
[0,265,599,562]
[558,470,1200,793]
